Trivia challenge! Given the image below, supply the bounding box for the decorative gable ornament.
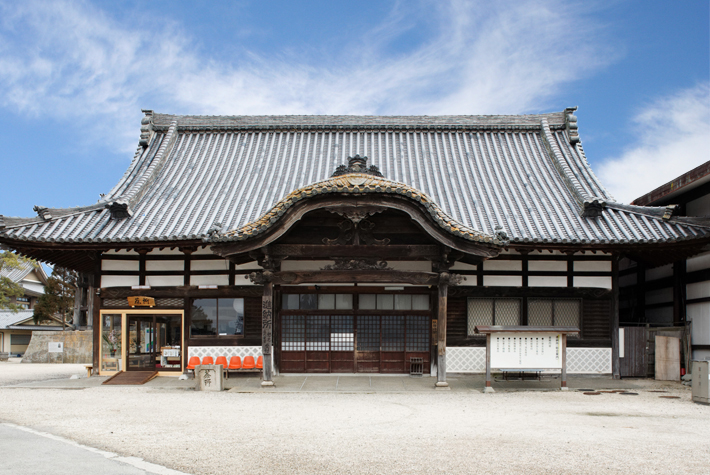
[331,155,383,178]
[105,200,132,219]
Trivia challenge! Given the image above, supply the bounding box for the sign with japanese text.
[127,296,155,307]
[489,332,562,369]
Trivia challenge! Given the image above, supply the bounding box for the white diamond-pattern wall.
[188,346,262,360]
[566,347,611,373]
[446,347,611,374]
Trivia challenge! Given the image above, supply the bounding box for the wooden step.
[102,371,158,385]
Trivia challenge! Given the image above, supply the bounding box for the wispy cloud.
[0,0,612,154]
[597,83,710,204]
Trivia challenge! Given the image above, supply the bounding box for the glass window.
[283,294,300,310]
[300,294,317,310]
[412,295,430,310]
[527,299,580,337]
[101,314,122,372]
[395,294,412,310]
[335,294,353,310]
[467,298,520,336]
[318,294,335,310]
[377,294,394,310]
[359,294,377,310]
[191,298,244,337]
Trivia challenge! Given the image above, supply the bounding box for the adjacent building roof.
[0,260,46,297]
[2,109,710,249]
[632,160,710,207]
[0,310,63,330]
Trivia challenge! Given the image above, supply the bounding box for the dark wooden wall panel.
[583,299,611,340]
[244,297,262,343]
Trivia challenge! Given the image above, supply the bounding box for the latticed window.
[467,298,521,336]
[528,299,581,337]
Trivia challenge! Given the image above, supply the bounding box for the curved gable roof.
[2,110,710,249]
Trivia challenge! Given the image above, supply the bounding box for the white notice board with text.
[489,332,562,369]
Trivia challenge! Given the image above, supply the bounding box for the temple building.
[2,109,709,386]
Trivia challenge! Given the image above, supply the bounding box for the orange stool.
[242,356,256,369]
[202,356,214,365]
[256,356,263,370]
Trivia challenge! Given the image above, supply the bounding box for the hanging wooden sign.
[432,319,438,341]
[127,296,155,307]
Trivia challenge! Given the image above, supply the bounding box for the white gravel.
[0,359,87,386]
[0,379,707,475]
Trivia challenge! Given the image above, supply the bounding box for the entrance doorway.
[127,314,182,371]
[280,292,432,374]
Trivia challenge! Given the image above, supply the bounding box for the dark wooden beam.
[611,256,620,380]
[270,244,442,260]
[262,282,274,386]
[251,270,449,286]
[99,286,264,299]
[436,278,449,388]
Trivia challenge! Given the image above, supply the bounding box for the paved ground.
[0,423,185,475]
[1,362,708,474]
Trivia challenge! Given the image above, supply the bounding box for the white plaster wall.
[146,260,184,271]
[687,251,710,273]
[528,276,567,287]
[573,261,611,272]
[687,281,710,300]
[646,264,673,281]
[528,261,566,272]
[145,276,184,287]
[483,260,522,271]
[483,276,522,287]
[101,275,139,287]
[687,302,710,345]
[101,260,139,271]
[573,276,612,289]
[190,275,230,286]
[237,261,262,270]
[191,260,229,271]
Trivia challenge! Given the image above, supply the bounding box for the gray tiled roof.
[2,111,709,247]
[0,310,34,329]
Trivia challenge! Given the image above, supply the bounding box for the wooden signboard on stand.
[474,325,580,392]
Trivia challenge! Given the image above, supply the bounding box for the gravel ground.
[0,376,707,475]
[0,360,87,386]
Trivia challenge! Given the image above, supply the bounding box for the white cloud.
[597,83,710,204]
[0,0,612,154]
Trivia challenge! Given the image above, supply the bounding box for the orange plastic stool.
[256,356,263,369]
[202,356,214,365]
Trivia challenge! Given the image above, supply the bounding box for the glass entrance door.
[127,316,155,371]
[127,314,182,371]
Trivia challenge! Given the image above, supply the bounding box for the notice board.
[489,332,562,369]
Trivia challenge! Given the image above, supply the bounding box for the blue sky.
[0,0,708,218]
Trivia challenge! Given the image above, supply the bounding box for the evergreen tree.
[0,250,36,311]
[33,267,77,325]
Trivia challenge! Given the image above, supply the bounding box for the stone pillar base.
[261,380,275,387]
[560,387,569,391]
[483,387,495,393]
[435,382,450,390]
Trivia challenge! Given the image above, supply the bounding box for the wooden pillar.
[91,254,101,375]
[611,256,621,380]
[561,333,568,390]
[484,333,493,393]
[673,260,686,326]
[436,277,449,389]
[261,281,274,386]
